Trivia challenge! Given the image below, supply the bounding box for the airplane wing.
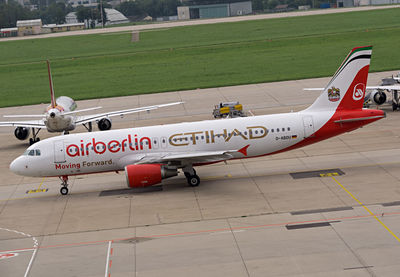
[365,86,400,91]
[117,147,249,168]
[143,150,235,163]
[0,120,46,129]
[3,114,45,118]
[303,88,325,91]
[75,102,184,125]
[304,86,400,91]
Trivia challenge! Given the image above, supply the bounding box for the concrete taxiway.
[1,71,400,276]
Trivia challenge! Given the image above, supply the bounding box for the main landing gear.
[392,90,400,111]
[59,175,69,195]
[183,167,200,187]
[29,128,41,145]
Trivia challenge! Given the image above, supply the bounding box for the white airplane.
[0,60,183,145]
[10,46,385,195]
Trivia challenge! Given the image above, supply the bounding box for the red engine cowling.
[125,164,177,188]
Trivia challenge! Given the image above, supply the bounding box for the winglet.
[47,60,56,108]
[238,145,250,156]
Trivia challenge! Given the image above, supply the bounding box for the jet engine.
[98,117,112,131]
[369,90,387,105]
[14,127,30,140]
[125,164,178,188]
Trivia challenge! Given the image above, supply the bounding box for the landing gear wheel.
[60,187,69,195]
[187,175,200,187]
[393,102,398,111]
[29,137,40,145]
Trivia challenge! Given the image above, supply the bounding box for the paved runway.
[1,71,400,276]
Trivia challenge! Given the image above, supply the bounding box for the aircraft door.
[54,140,66,163]
[302,116,315,138]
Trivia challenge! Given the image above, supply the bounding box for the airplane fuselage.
[44,96,77,132]
[10,107,383,178]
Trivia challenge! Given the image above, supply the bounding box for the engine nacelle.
[14,127,30,140]
[370,90,387,105]
[125,164,178,188]
[98,117,112,131]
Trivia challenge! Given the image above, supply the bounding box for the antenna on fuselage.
[47,60,57,109]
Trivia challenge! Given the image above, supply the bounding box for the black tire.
[60,187,69,195]
[393,102,398,111]
[36,138,40,142]
[187,175,200,187]
[29,138,34,145]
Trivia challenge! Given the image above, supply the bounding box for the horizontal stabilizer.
[334,115,385,123]
[63,106,102,115]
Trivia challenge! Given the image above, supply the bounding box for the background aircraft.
[305,72,400,110]
[0,61,183,145]
[10,46,385,195]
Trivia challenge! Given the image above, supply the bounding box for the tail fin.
[47,60,57,108]
[307,46,372,111]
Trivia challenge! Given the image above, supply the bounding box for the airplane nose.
[9,157,26,175]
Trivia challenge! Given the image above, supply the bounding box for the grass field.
[1,8,400,107]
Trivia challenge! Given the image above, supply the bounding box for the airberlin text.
[66,134,150,157]
[65,126,268,157]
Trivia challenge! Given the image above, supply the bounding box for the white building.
[65,9,129,26]
[104,8,129,25]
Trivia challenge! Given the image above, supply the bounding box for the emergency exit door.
[54,140,66,163]
[302,116,315,138]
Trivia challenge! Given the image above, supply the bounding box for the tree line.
[0,0,181,29]
[1,0,328,29]
[115,0,179,19]
[0,0,110,28]
[0,0,72,28]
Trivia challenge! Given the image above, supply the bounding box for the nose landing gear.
[59,175,69,195]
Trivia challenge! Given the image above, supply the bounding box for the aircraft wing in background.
[304,85,400,91]
[0,120,46,129]
[75,101,184,125]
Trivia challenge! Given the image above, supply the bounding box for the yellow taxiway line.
[330,175,400,243]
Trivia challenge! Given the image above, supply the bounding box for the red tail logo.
[353,83,365,101]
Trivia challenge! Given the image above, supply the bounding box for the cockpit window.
[23,149,40,156]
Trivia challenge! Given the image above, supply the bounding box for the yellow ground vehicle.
[213,102,245,118]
